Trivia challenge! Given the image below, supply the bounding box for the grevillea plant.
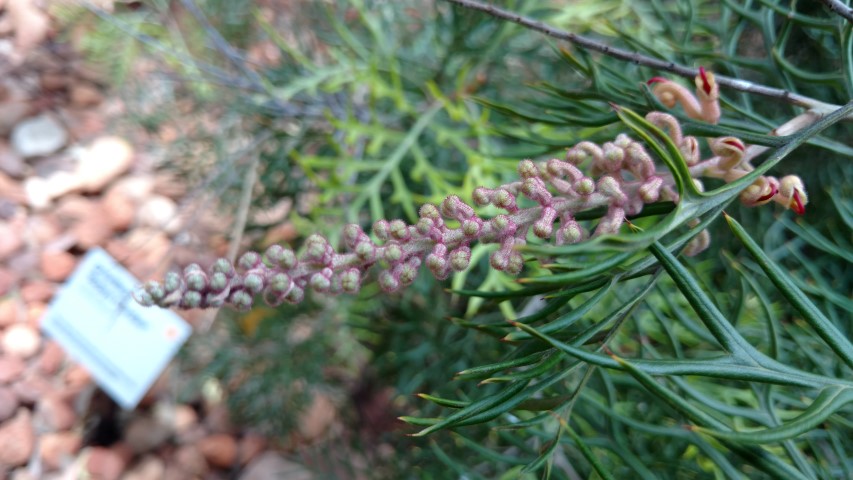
[135,68,809,311]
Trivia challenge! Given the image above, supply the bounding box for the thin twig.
[816,0,853,23]
[199,144,262,333]
[444,0,847,118]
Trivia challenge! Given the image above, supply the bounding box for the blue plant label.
[41,248,191,410]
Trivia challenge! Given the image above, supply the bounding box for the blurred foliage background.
[61,0,851,478]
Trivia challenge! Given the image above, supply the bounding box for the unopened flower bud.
[266,273,292,295]
[134,289,154,307]
[397,262,419,286]
[639,177,664,203]
[180,291,202,309]
[355,240,376,262]
[238,251,262,270]
[212,258,235,277]
[556,220,584,245]
[521,178,551,204]
[185,269,207,292]
[229,290,254,311]
[244,271,266,294]
[209,272,229,292]
[505,253,524,276]
[441,195,475,220]
[490,250,510,271]
[373,220,391,240]
[389,219,410,240]
[283,285,304,304]
[490,215,517,237]
[378,270,400,292]
[597,176,626,203]
[310,272,331,293]
[419,204,440,220]
[416,217,433,236]
[601,143,625,172]
[383,242,403,263]
[340,269,362,293]
[461,218,481,237]
[779,175,807,214]
[449,247,471,271]
[205,292,227,308]
[533,207,557,239]
[679,136,700,166]
[517,159,539,178]
[342,224,365,249]
[574,178,595,196]
[163,272,182,294]
[144,281,165,301]
[472,187,491,206]
[493,189,518,212]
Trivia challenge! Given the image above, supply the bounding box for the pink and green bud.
[373,220,391,240]
[239,251,262,270]
[378,270,400,292]
[449,247,472,271]
[517,159,539,178]
[340,269,361,294]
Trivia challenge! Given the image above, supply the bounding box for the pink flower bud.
[238,251,262,270]
[340,268,362,294]
[521,178,552,205]
[266,273,293,295]
[419,204,441,220]
[505,253,524,275]
[265,245,297,269]
[472,187,492,206]
[229,290,254,311]
[383,242,404,263]
[378,270,400,292]
[244,271,266,294]
[373,220,391,240]
[556,220,584,245]
[441,195,475,220]
[533,207,557,239]
[490,215,517,237]
[461,218,482,238]
[310,271,332,293]
[597,176,627,203]
[449,247,471,271]
[389,220,411,240]
[209,272,229,292]
[184,266,207,292]
[600,143,625,172]
[283,285,304,304]
[517,159,539,178]
[396,262,419,286]
[304,235,331,264]
[493,189,518,213]
[355,240,377,262]
[573,177,595,196]
[180,291,202,309]
[639,177,664,203]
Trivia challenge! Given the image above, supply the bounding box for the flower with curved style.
[135,69,808,311]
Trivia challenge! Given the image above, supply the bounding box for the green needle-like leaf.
[693,386,853,444]
[725,214,853,369]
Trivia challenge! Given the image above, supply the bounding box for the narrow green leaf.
[417,393,468,409]
[563,423,616,480]
[693,387,853,444]
[725,214,853,369]
[648,241,757,358]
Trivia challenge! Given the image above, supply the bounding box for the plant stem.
[443,0,848,118]
[817,0,853,23]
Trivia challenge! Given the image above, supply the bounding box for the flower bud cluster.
[647,70,808,215]
[136,68,810,311]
